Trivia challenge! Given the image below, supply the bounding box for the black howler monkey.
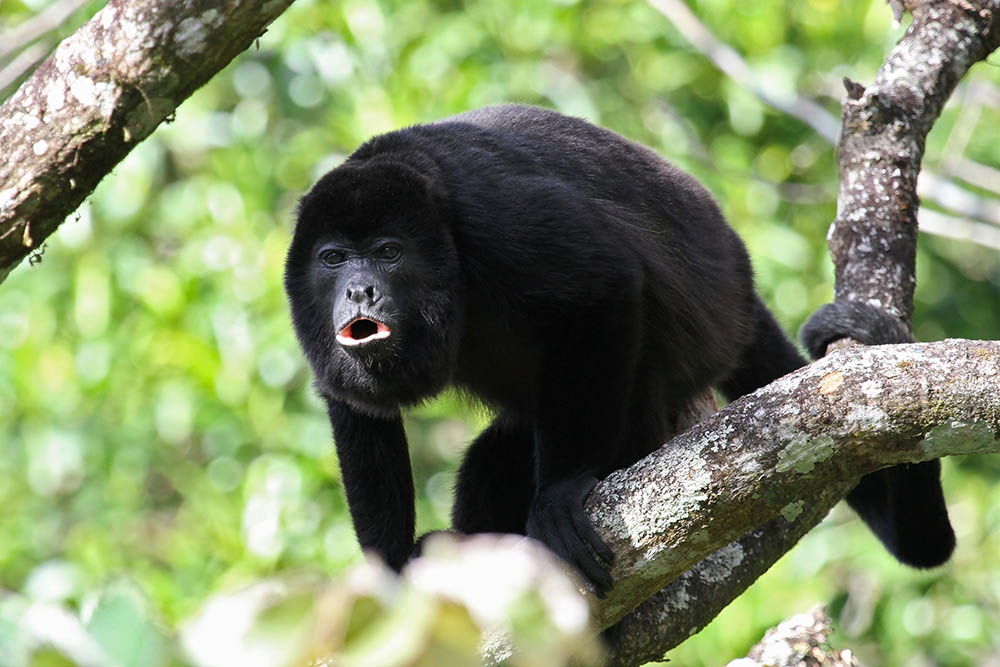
[284,104,953,594]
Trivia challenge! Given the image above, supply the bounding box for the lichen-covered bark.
[829,0,1000,324]
[603,481,852,666]
[599,4,1000,663]
[726,606,858,667]
[589,339,1000,641]
[0,0,294,282]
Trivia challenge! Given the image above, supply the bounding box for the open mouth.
[336,317,391,346]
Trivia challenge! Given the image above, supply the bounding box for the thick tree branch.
[592,339,1000,627]
[4,2,998,664]
[599,5,1000,664]
[317,337,995,666]
[588,338,999,659]
[603,483,849,667]
[0,0,295,283]
[398,341,996,667]
[831,0,1000,323]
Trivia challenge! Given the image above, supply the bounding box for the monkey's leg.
[452,415,536,535]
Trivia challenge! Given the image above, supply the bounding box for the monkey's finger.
[573,511,615,565]
[557,519,612,596]
[542,516,606,595]
[564,475,614,563]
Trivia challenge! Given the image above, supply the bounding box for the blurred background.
[1,0,1000,664]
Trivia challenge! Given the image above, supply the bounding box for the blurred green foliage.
[2,0,1000,664]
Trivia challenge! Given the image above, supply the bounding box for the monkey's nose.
[345,283,379,304]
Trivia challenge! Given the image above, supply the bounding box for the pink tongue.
[337,319,391,346]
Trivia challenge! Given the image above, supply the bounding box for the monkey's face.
[316,237,401,354]
[285,161,461,416]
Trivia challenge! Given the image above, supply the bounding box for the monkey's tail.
[801,301,955,568]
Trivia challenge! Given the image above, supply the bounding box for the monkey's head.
[285,159,462,416]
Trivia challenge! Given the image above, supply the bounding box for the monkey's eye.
[376,243,401,261]
[319,249,347,266]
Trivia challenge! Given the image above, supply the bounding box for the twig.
[942,156,1000,198]
[919,170,1000,226]
[646,0,1000,238]
[917,207,1000,250]
[0,42,48,94]
[936,84,1000,206]
[939,81,982,160]
[646,0,841,143]
[0,0,92,61]
[652,100,833,204]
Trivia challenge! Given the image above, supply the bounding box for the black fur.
[285,104,807,594]
[801,300,913,358]
[800,300,955,567]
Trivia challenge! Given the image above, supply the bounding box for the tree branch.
[589,339,1000,625]
[4,2,998,664]
[726,606,858,667]
[0,0,295,283]
[603,483,849,667]
[600,4,1000,664]
[387,341,997,667]
[832,0,1000,323]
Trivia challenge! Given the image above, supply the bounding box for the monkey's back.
[352,105,759,418]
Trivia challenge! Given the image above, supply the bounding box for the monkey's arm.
[326,400,415,569]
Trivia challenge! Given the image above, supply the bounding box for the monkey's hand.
[526,474,615,596]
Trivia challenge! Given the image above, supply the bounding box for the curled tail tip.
[800,300,912,359]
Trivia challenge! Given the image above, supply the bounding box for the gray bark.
[2,1,999,665]
[0,0,295,282]
[589,339,1000,630]
[601,2,1000,664]
[830,0,1000,325]
[725,606,859,667]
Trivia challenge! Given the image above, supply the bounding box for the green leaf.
[85,584,168,667]
[27,646,78,667]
